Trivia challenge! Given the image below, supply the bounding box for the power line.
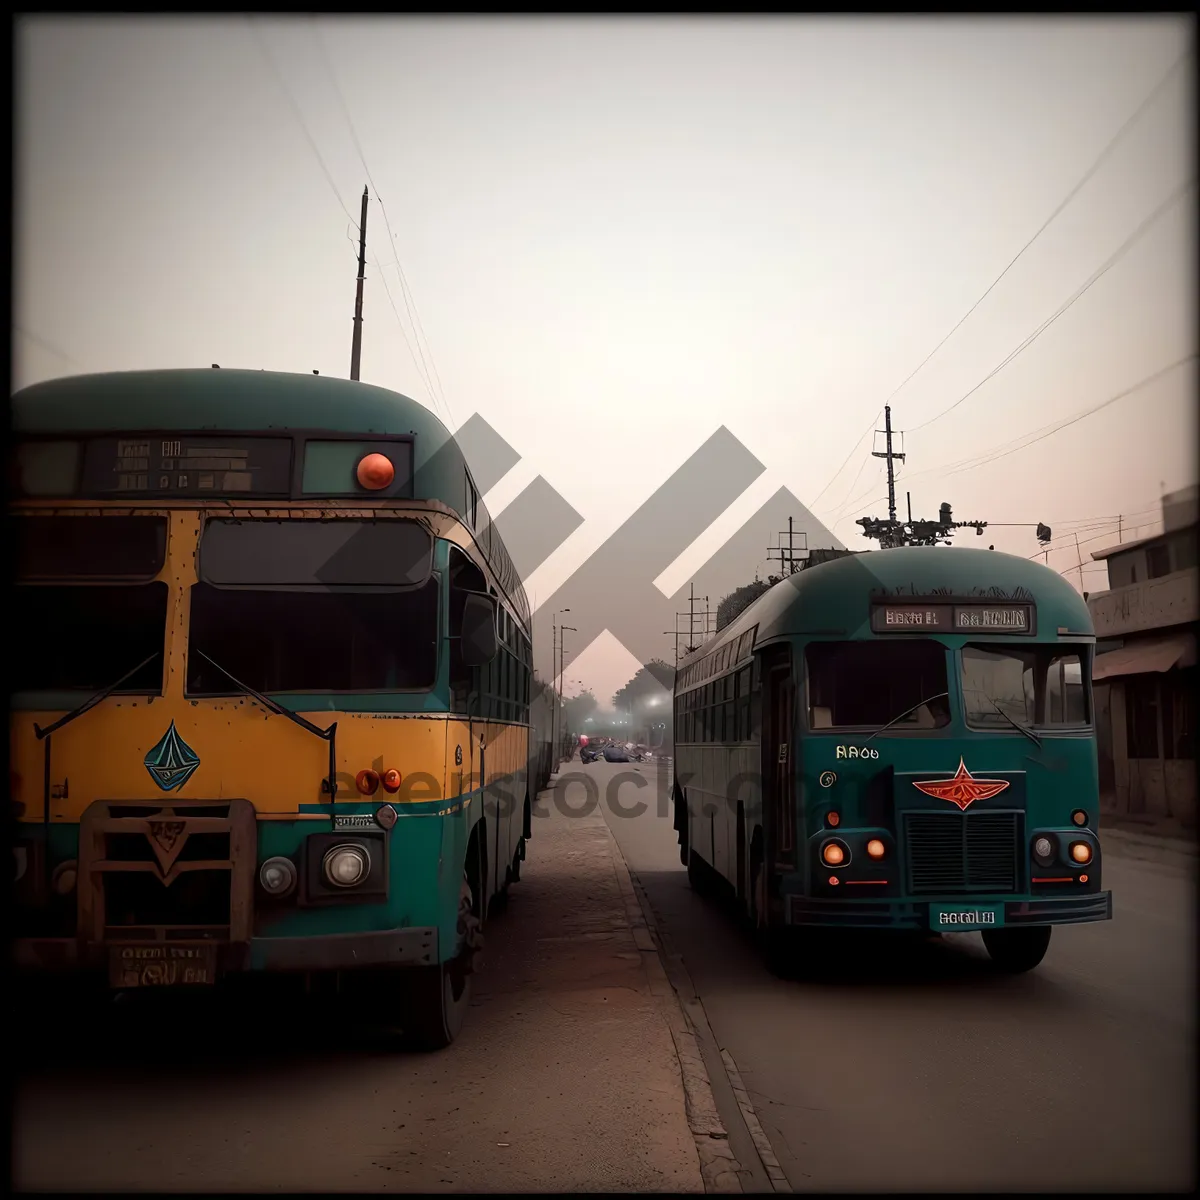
[883,43,1193,410]
[938,355,1194,478]
[808,409,881,510]
[309,21,454,429]
[908,175,1195,434]
[880,355,1193,492]
[247,18,360,230]
[14,326,87,371]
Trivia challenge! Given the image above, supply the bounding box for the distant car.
[603,745,630,763]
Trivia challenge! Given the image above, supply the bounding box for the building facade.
[1088,485,1197,830]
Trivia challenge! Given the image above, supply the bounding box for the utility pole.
[349,186,369,382]
[768,518,807,575]
[1118,514,1123,543]
[871,405,906,524]
[1073,532,1085,587]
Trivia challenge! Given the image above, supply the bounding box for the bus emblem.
[144,721,201,792]
[912,758,1010,811]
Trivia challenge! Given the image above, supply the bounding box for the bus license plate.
[929,905,1004,931]
[109,944,217,988]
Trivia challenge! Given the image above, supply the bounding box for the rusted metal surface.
[77,797,256,951]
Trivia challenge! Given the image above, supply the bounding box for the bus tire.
[401,873,481,1051]
[686,847,717,896]
[982,926,1051,974]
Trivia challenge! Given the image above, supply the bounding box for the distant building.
[1087,484,1197,830]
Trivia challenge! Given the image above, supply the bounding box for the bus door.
[761,648,797,918]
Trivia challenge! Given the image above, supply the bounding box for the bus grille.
[903,811,1021,895]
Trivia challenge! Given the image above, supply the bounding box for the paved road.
[14,800,701,1193]
[591,758,1197,1193]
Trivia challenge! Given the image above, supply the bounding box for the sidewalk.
[14,787,710,1194]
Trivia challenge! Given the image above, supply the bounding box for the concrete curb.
[601,823,744,1194]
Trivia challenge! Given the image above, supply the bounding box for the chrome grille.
[903,811,1021,895]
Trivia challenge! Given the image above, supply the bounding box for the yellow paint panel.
[11,699,452,820]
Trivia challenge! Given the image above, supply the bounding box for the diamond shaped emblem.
[144,721,200,792]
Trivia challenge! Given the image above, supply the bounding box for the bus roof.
[13,368,448,440]
[677,545,1094,673]
[14,368,531,626]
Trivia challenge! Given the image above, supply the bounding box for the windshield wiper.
[31,651,162,896]
[864,692,949,743]
[194,649,340,818]
[984,695,1042,748]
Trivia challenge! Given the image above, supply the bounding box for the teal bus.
[11,367,546,1047]
[671,546,1111,974]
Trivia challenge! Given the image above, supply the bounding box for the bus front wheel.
[400,874,482,1050]
[982,926,1051,974]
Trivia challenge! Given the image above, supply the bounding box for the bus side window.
[448,546,488,710]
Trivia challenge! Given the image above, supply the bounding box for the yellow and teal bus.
[11,367,545,1047]
[672,547,1112,975]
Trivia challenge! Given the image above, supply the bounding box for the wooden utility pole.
[349,186,369,381]
[872,405,906,524]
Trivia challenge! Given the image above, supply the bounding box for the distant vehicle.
[603,745,630,763]
[672,546,1111,978]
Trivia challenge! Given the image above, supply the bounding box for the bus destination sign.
[81,436,293,497]
[871,603,1033,634]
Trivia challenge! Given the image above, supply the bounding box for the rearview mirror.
[461,592,499,667]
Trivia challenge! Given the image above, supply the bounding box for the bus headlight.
[821,839,849,867]
[323,843,370,888]
[52,860,77,895]
[1069,841,1093,865]
[1033,835,1056,866]
[260,856,297,897]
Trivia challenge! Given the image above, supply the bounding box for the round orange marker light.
[822,841,845,866]
[356,769,380,796]
[866,838,886,860]
[1072,810,1088,826]
[827,812,840,827]
[1069,841,1092,865]
[380,768,402,794]
[356,453,395,490]
[1079,874,1089,883]
[828,875,840,886]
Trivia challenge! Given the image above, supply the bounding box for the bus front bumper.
[787,892,1112,930]
[13,927,440,980]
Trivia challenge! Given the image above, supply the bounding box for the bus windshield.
[961,644,1089,730]
[14,515,168,695]
[805,640,950,731]
[187,518,438,694]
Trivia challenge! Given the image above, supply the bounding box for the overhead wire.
[309,20,454,428]
[907,176,1196,434]
[882,43,1193,411]
[247,18,361,230]
[14,326,88,371]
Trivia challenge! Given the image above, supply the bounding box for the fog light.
[821,840,847,866]
[1069,841,1092,865]
[51,860,77,895]
[375,803,398,830]
[866,838,886,860]
[259,856,297,897]
[323,843,370,888]
[380,768,402,794]
[1072,810,1088,826]
[356,769,380,796]
[1033,835,1055,865]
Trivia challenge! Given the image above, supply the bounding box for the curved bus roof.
[13,368,531,626]
[676,546,1094,687]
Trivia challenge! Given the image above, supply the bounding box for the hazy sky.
[14,16,1196,706]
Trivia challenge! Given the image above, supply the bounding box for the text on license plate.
[929,905,1004,931]
[109,944,216,988]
